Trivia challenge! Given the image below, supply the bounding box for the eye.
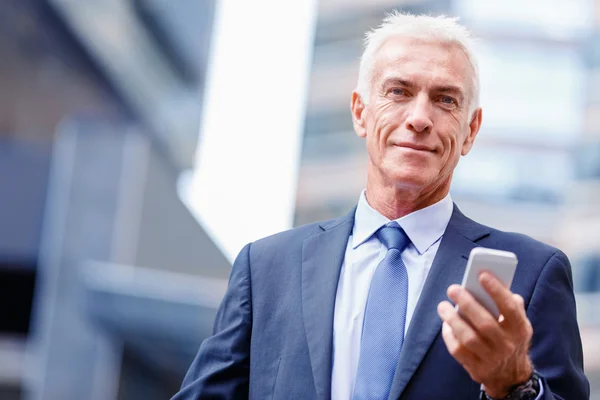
[389,88,406,96]
[439,95,457,105]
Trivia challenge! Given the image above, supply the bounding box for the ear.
[351,91,367,138]
[461,107,482,156]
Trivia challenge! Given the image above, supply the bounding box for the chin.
[387,168,431,189]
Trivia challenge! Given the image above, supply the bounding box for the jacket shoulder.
[469,219,568,286]
[484,225,562,262]
[452,205,563,263]
[253,220,322,249]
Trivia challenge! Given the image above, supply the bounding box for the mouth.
[393,143,436,153]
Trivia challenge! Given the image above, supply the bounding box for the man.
[173,12,589,400]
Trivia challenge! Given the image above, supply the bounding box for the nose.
[404,94,433,133]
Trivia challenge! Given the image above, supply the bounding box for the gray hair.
[356,11,480,116]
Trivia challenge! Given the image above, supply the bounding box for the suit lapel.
[302,210,355,400]
[388,205,490,399]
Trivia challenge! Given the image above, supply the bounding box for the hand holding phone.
[457,247,518,319]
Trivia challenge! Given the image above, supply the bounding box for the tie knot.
[376,223,410,251]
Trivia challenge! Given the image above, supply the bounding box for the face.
[352,37,482,198]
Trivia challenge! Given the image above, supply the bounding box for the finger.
[509,294,533,340]
[437,301,493,358]
[479,272,525,323]
[440,321,482,375]
[447,285,504,345]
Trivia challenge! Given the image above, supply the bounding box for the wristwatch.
[481,370,541,400]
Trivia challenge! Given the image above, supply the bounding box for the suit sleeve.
[526,250,590,400]
[172,243,253,400]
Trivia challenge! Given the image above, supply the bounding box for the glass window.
[454,0,593,39]
[475,41,586,144]
[452,146,572,203]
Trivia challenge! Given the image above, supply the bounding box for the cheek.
[437,128,465,170]
[369,104,403,144]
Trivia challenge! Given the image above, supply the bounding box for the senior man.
[173,12,589,400]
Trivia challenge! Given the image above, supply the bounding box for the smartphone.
[457,247,518,319]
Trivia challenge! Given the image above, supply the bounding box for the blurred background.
[1,0,600,399]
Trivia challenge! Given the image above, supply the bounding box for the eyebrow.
[381,77,466,103]
[436,85,465,98]
[381,77,415,89]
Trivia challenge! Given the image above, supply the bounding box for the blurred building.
[0,1,229,399]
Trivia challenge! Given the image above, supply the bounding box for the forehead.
[372,37,473,92]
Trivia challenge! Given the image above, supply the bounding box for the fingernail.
[442,322,451,334]
[450,285,461,295]
[480,272,491,284]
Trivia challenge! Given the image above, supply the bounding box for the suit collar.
[318,207,356,231]
[388,204,490,399]
[445,203,491,243]
[303,208,355,400]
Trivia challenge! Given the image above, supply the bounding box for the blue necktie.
[353,222,411,400]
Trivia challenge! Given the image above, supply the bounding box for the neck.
[365,170,451,221]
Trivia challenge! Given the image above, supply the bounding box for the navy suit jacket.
[173,205,589,399]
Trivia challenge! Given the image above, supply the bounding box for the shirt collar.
[351,190,454,255]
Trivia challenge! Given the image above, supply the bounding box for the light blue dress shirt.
[330,190,542,399]
[331,190,453,399]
